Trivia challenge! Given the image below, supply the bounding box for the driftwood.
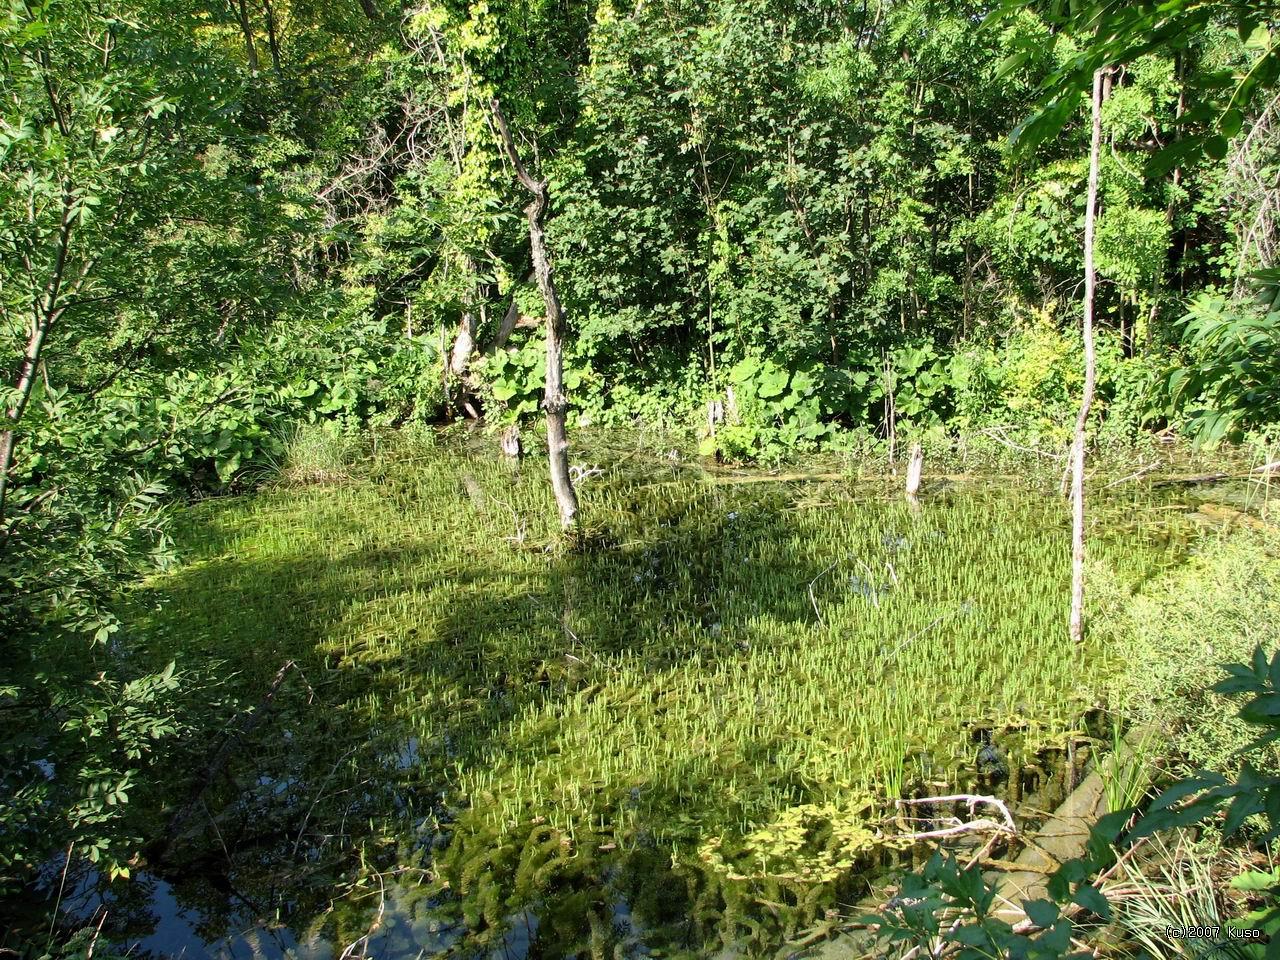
[1102,460,1163,488]
[894,794,1017,842]
[1197,502,1273,530]
[1151,471,1232,487]
[706,472,849,485]
[1151,465,1280,486]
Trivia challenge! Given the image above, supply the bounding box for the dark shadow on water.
[42,474,840,958]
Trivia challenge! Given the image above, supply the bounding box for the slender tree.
[490,97,579,530]
[235,0,260,72]
[1069,67,1104,645]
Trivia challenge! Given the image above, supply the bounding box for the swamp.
[17,434,1280,957]
[6,0,1280,957]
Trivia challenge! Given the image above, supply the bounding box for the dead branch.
[894,794,1017,842]
[1103,459,1163,488]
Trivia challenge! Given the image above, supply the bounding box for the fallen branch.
[1103,460,1163,489]
[1151,472,1231,487]
[883,611,953,665]
[339,868,387,959]
[1197,502,1274,530]
[895,794,1018,842]
[978,426,1067,461]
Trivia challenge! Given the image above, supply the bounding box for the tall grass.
[262,421,359,487]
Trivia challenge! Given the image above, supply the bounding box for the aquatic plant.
[124,437,1194,955]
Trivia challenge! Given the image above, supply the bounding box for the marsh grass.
[1106,832,1248,960]
[124,435,1204,955]
[261,421,360,488]
[1101,715,1156,815]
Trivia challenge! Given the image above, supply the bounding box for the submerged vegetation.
[10,436,1267,957]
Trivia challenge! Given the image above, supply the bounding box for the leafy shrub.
[704,354,834,459]
[1159,293,1280,444]
[0,471,193,892]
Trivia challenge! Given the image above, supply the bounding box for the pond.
[46,439,1215,958]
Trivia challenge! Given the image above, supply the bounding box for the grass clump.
[1097,530,1280,776]
[266,422,359,487]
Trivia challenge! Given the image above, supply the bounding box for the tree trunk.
[447,318,476,381]
[1070,69,1104,646]
[491,98,578,531]
[905,442,923,501]
[0,199,75,527]
[486,270,535,353]
[447,259,498,393]
[489,296,522,352]
[235,0,260,72]
[0,322,48,521]
[261,0,283,76]
[357,0,381,20]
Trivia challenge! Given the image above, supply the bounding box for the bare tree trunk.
[485,269,535,353]
[489,296,521,352]
[0,323,49,522]
[905,442,923,501]
[447,323,475,394]
[357,0,381,20]
[235,0,260,72]
[491,98,578,531]
[1070,69,1104,646]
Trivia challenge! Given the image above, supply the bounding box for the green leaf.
[1220,108,1244,139]
[1023,899,1059,928]
[1242,693,1280,722]
[1071,884,1111,921]
[756,367,790,399]
[1146,137,1204,178]
[1205,135,1229,160]
[1231,869,1280,892]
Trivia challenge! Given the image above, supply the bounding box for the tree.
[993,0,1280,641]
[491,97,579,530]
[0,2,200,523]
[998,0,1280,173]
[1070,67,1104,645]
